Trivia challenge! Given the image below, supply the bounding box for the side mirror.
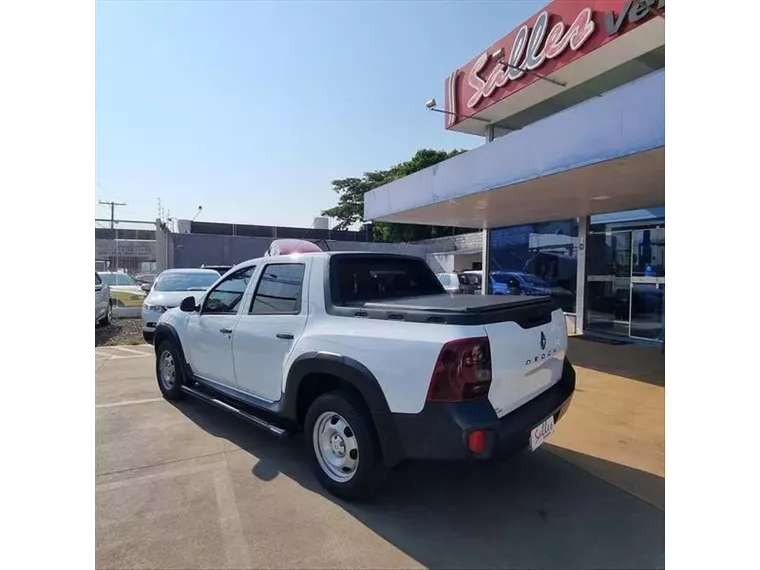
[180,296,197,312]
[140,283,151,292]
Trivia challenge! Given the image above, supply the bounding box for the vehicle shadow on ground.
[544,443,665,511]
[171,399,665,570]
[568,337,665,387]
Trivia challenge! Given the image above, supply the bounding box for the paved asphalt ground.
[95,344,665,570]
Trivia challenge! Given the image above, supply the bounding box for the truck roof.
[231,250,425,272]
[161,268,221,275]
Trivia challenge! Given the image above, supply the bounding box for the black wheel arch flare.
[150,327,406,468]
[153,323,193,379]
[284,352,405,467]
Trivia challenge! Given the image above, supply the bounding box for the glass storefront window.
[585,222,664,342]
[487,220,579,312]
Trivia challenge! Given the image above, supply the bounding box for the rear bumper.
[391,358,575,461]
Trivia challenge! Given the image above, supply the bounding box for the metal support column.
[575,215,590,334]
[481,124,495,295]
[481,228,490,295]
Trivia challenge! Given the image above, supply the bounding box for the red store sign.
[444,0,665,128]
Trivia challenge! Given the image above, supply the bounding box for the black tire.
[155,341,186,401]
[304,390,388,502]
[98,302,112,327]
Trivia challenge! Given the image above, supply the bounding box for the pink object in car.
[265,239,324,257]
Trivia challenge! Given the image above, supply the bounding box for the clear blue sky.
[96,0,545,228]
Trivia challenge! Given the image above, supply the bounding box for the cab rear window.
[330,256,444,304]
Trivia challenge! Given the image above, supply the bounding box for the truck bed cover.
[334,294,558,327]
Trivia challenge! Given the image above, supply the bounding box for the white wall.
[453,253,481,271]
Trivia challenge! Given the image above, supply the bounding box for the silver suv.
[95,272,112,326]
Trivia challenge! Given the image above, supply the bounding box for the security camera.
[425,98,437,110]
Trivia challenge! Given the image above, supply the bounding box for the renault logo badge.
[540,331,547,350]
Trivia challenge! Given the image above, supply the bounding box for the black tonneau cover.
[331,294,558,327]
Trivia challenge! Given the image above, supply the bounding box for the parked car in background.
[142,268,221,343]
[98,271,147,317]
[460,270,574,310]
[95,272,112,326]
[460,271,482,294]
[461,270,484,294]
[135,273,157,286]
[436,272,460,294]
[436,272,479,295]
[491,271,575,311]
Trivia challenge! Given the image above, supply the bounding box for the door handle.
[219,328,233,334]
[276,333,294,340]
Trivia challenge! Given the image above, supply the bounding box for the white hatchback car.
[142,268,220,343]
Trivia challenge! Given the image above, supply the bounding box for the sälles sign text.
[450,0,664,122]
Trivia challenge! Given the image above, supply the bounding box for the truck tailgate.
[485,308,567,418]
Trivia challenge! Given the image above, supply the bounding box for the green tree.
[322,149,466,242]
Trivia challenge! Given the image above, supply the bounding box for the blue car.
[490,271,575,311]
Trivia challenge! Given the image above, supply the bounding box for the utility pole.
[98,200,126,229]
[98,200,126,271]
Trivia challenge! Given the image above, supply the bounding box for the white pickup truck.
[152,242,575,500]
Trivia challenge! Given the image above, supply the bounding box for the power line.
[97,183,117,199]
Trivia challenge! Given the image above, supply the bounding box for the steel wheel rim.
[159,350,176,390]
[312,411,359,483]
[107,304,113,321]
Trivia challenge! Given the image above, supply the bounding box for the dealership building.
[364,0,665,345]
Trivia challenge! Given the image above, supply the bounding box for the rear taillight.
[427,337,492,403]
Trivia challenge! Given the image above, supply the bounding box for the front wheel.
[98,302,113,327]
[155,341,186,400]
[304,391,388,501]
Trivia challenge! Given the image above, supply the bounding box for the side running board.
[181,384,290,438]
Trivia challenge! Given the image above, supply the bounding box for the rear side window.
[250,264,305,314]
[331,256,444,304]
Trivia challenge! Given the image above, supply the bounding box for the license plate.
[529,415,555,451]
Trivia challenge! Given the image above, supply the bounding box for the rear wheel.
[304,391,388,501]
[155,341,186,400]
